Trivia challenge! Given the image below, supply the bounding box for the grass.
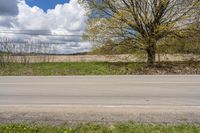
[0,62,142,76]
[0,123,200,133]
[0,61,200,76]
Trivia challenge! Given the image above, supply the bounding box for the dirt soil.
[130,62,200,75]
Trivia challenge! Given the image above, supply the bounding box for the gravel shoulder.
[1,105,200,125]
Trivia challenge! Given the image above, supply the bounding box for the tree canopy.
[81,0,199,65]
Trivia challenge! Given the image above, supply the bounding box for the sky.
[0,0,91,54]
[26,0,70,12]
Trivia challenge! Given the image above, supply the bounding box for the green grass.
[0,61,200,76]
[0,123,200,133]
[0,62,142,76]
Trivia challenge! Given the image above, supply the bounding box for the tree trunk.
[146,44,156,66]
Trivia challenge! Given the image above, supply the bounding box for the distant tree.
[81,0,199,65]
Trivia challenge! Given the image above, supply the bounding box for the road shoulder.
[1,105,200,125]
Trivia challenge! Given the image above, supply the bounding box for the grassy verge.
[0,123,200,133]
[0,61,200,76]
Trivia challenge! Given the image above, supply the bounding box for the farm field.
[0,61,200,76]
[1,54,200,63]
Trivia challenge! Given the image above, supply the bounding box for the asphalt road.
[0,75,200,106]
[1,75,200,124]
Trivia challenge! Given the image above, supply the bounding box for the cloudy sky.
[0,0,91,54]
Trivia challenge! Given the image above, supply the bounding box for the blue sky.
[26,0,70,11]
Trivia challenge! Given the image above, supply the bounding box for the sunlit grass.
[0,61,199,76]
[0,123,200,133]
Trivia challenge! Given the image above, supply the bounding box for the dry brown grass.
[1,54,200,63]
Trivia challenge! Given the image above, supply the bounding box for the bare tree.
[82,0,199,65]
[0,38,57,65]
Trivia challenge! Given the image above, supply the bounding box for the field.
[1,54,200,76]
[0,123,200,133]
[1,54,200,63]
[0,61,200,76]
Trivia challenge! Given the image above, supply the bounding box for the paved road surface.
[0,75,200,124]
[0,75,200,106]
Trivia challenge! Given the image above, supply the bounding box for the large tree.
[81,0,199,65]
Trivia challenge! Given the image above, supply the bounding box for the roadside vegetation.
[0,61,200,76]
[82,0,200,65]
[0,123,200,133]
[89,28,200,55]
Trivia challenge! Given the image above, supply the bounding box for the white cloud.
[0,0,91,54]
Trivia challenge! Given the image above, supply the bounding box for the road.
[0,75,200,106]
[0,75,200,124]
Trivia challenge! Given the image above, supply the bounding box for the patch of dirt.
[133,62,200,75]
